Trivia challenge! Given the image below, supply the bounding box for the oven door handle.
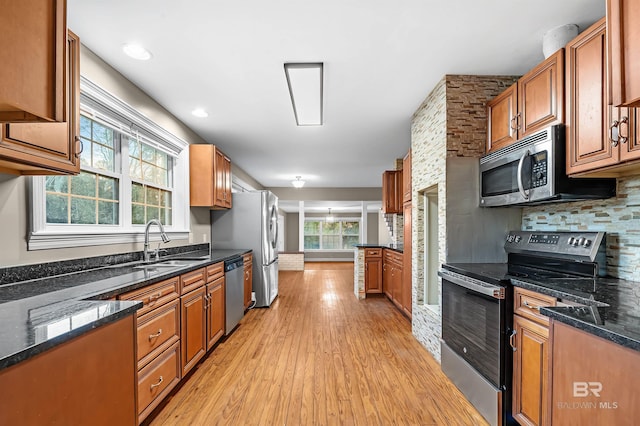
[438,270,505,299]
[517,149,530,201]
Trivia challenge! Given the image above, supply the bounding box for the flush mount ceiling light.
[284,62,323,126]
[292,176,305,188]
[122,43,153,60]
[326,208,334,223]
[191,108,209,118]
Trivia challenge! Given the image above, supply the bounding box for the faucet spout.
[144,219,171,262]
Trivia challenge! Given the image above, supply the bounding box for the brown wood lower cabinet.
[511,287,556,426]
[138,340,181,423]
[364,248,382,294]
[181,285,207,377]
[243,252,253,309]
[550,321,640,425]
[0,315,137,425]
[206,276,225,350]
[383,249,403,310]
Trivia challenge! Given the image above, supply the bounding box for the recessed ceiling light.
[191,108,209,118]
[122,43,152,61]
[284,63,323,126]
[292,176,305,188]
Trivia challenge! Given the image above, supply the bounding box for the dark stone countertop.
[510,276,640,352]
[0,246,250,370]
[355,243,404,253]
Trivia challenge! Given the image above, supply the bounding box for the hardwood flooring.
[147,262,488,426]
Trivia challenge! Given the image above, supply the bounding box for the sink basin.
[133,259,197,269]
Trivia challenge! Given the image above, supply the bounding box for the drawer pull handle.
[148,329,163,340]
[148,292,162,304]
[523,300,541,311]
[150,376,164,389]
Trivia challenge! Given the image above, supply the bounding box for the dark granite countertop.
[355,243,404,253]
[511,276,640,352]
[0,246,250,370]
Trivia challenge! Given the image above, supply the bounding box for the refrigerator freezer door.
[262,258,278,307]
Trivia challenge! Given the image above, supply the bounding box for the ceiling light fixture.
[122,43,153,61]
[326,208,334,223]
[284,62,323,126]
[292,176,305,188]
[191,108,209,118]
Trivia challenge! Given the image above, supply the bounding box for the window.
[304,219,360,250]
[29,77,189,250]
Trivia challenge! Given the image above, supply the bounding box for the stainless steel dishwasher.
[224,256,244,335]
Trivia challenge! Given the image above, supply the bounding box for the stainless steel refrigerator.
[211,190,279,307]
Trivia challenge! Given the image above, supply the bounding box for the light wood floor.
[148,262,488,426]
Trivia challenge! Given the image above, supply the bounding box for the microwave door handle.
[517,150,530,201]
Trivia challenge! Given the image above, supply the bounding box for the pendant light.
[326,208,334,223]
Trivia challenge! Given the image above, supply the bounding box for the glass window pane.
[304,236,319,250]
[92,122,113,147]
[80,116,91,139]
[142,162,155,183]
[141,144,155,162]
[132,204,145,224]
[98,176,118,200]
[147,206,159,221]
[46,194,68,223]
[342,221,359,235]
[70,198,96,224]
[92,144,114,171]
[163,190,172,208]
[80,138,91,168]
[70,172,96,197]
[146,186,160,206]
[98,201,119,225]
[46,176,68,193]
[323,222,340,234]
[304,221,320,234]
[129,158,142,180]
[342,236,359,249]
[156,168,168,186]
[159,208,172,226]
[129,138,140,158]
[132,182,144,203]
[323,235,340,249]
[156,152,167,168]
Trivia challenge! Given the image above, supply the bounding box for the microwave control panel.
[530,152,547,188]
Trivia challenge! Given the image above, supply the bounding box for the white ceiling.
[68,0,605,189]
[278,200,381,214]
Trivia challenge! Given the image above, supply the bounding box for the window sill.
[28,230,190,251]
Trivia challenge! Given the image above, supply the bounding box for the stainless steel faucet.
[143,219,171,262]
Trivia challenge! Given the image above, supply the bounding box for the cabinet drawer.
[138,341,181,423]
[181,267,206,294]
[365,248,382,257]
[137,299,180,369]
[514,287,556,325]
[206,262,224,283]
[118,276,179,317]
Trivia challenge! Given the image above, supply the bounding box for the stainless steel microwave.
[479,125,616,207]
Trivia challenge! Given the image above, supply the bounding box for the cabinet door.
[518,49,564,137]
[382,170,401,214]
[566,19,619,174]
[0,0,67,122]
[618,107,640,162]
[608,0,640,107]
[512,315,550,426]
[392,262,403,309]
[487,83,518,153]
[402,150,411,203]
[206,277,225,351]
[365,257,382,294]
[181,286,206,376]
[0,30,80,175]
[243,259,253,309]
[402,202,412,317]
[214,149,232,208]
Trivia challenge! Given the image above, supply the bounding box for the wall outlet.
[251,292,256,302]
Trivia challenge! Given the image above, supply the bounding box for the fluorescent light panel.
[284,63,323,126]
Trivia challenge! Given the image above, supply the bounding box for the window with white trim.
[303,219,360,250]
[29,77,190,250]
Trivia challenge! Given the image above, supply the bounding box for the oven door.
[439,269,508,388]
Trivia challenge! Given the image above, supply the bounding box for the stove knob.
[515,235,522,243]
[577,237,586,246]
[507,235,515,243]
[583,239,592,247]
[568,237,575,245]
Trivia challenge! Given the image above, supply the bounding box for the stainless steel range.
[440,230,607,426]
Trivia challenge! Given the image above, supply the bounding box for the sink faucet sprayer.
[144,219,171,262]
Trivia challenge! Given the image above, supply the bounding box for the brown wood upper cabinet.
[382,169,402,214]
[402,150,411,203]
[189,144,232,209]
[607,0,640,107]
[0,30,81,175]
[0,0,67,123]
[487,49,564,153]
[566,18,640,176]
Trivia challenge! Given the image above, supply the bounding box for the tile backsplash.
[522,176,640,280]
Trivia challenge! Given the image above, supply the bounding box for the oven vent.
[480,124,560,164]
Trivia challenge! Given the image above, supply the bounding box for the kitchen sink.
[133,259,197,269]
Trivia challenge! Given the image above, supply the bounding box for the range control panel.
[504,230,605,262]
